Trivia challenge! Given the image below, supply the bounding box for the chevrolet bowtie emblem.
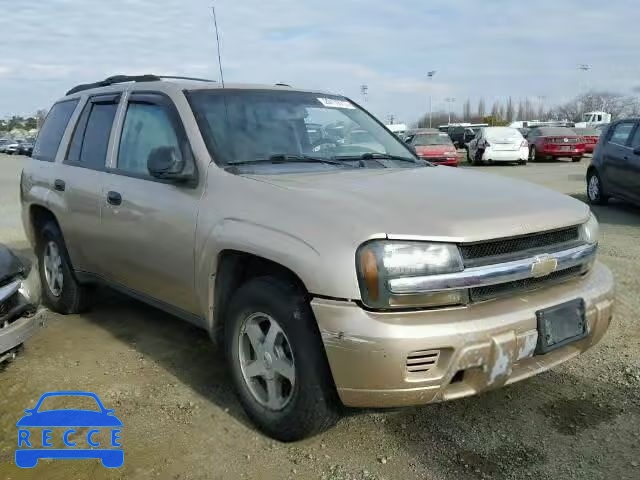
[531,255,558,278]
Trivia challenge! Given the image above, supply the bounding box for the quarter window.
[32,100,78,161]
[609,123,634,145]
[117,102,181,175]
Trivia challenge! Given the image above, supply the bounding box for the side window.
[117,101,181,175]
[630,124,640,149]
[32,100,79,161]
[66,96,119,170]
[609,123,634,145]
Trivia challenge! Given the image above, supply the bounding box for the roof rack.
[65,74,216,96]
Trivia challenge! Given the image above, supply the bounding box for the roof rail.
[275,82,291,87]
[65,74,216,96]
[158,75,216,83]
[66,74,161,95]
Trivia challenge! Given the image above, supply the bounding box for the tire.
[587,170,609,205]
[529,146,537,162]
[466,148,473,165]
[225,276,339,441]
[36,221,91,314]
[474,149,484,165]
[572,156,582,163]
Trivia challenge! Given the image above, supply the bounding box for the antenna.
[211,4,225,87]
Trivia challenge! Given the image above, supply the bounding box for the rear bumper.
[312,262,614,408]
[541,149,585,157]
[482,147,528,162]
[430,159,458,167]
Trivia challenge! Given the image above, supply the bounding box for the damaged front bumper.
[0,255,41,361]
[312,262,614,408]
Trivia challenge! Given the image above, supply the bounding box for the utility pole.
[427,71,436,128]
[360,84,368,103]
[445,97,456,124]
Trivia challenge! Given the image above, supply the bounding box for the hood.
[415,145,456,156]
[0,244,24,285]
[244,166,589,243]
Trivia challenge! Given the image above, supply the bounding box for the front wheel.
[225,276,339,441]
[572,156,582,162]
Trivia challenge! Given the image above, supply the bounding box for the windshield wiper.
[333,152,423,165]
[227,154,352,168]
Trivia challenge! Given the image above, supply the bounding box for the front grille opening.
[406,349,440,374]
[460,226,581,267]
[470,265,584,303]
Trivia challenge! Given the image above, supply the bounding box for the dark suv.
[587,118,640,207]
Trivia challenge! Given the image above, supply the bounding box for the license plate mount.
[535,299,587,354]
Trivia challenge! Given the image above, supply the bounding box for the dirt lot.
[1,153,639,480]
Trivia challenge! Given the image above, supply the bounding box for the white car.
[466,127,529,165]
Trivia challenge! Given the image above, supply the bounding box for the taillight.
[484,140,491,148]
[521,140,528,148]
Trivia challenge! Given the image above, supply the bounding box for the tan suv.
[21,75,614,441]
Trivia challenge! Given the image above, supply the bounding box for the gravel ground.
[0,154,639,480]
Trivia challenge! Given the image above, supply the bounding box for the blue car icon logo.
[16,391,123,468]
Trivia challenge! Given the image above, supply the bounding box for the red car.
[526,127,586,162]
[573,128,601,154]
[408,132,458,166]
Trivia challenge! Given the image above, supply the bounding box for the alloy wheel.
[588,175,600,201]
[43,240,64,297]
[238,312,296,410]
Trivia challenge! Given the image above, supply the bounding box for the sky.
[1,0,639,124]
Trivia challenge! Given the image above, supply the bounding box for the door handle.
[107,191,122,206]
[53,179,65,192]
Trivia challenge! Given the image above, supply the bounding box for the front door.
[624,123,640,203]
[99,92,202,315]
[602,121,635,196]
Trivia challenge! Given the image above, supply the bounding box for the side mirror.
[147,146,186,180]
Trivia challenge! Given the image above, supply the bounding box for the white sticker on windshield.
[317,97,355,109]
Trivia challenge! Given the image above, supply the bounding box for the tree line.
[416,91,640,127]
[0,110,47,134]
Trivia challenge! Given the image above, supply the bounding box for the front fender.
[195,218,340,332]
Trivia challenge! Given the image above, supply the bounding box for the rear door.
[602,121,635,195]
[59,94,120,273]
[98,92,201,315]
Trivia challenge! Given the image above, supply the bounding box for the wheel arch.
[211,250,310,346]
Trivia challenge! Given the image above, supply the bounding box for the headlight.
[356,241,465,309]
[579,213,599,244]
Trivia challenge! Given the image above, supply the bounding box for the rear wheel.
[587,171,608,205]
[37,221,91,314]
[466,148,473,165]
[572,156,582,162]
[529,146,537,162]
[225,276,339,441]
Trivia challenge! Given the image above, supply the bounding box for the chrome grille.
[460,226,581,267]
[470,265,584,302]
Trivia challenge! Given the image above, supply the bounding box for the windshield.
[412,133,453,146]
[485,127,522,139]
[187,89,419,169]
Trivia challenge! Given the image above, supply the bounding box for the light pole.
[577,64,591,118]
[445,97,456,124]
[360,84,368,103]
[427,71,436,128]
